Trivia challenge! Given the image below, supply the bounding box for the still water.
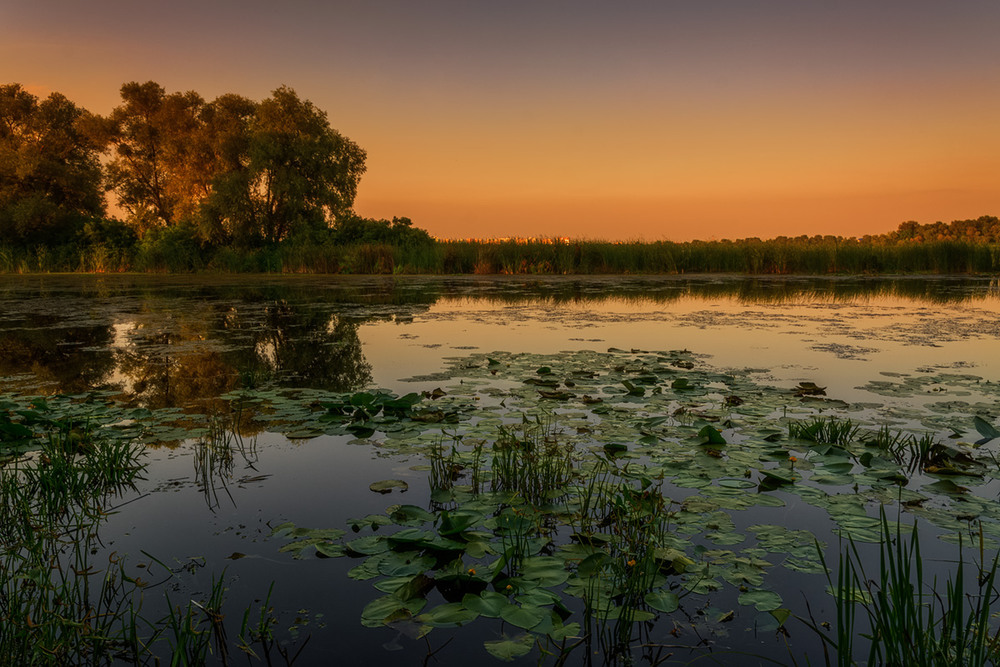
[2,274,999,665]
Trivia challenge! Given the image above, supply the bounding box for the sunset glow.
[3,1,998,240]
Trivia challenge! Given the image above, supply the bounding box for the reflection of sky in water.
[1,276,997,407]
[364,293,1000,406]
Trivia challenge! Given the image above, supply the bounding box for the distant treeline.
[2,81,999,275]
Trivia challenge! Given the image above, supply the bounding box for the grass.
[809,509,1000,666]
[788,417,860,445]
[4,233,1000,275]
[0,409,297,665]
[0,424,148,663]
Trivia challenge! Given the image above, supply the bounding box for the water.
[1,274,999,665]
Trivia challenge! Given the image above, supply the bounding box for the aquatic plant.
[262,347,1000,663]
[788,417,860,445]
[811,511,1000,666]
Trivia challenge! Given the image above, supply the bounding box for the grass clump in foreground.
[0,403,298,665]
[809,509,1000,666]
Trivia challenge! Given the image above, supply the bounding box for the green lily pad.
[370,479,409,494]
[738,589,782,611]
[644,590,680,613]
[484,634,534,662]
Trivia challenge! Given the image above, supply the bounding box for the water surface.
[2,274,998,665]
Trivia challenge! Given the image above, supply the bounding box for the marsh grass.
[6,227,1000,275]
[0,424,147,663]
[194,408,260,511]
[809,510,1000,666]
[862,427,940,473]
[788,417,860,446]
[491,418,574,506]
[0,410,294,665]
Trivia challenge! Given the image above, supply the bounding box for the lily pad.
[370,479,409,494]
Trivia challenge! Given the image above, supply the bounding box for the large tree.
[0,84,104,245]
[204,86,367,245]
[95,81,206,231]
[98,82,367,245]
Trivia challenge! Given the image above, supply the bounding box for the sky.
[3,1,999,241]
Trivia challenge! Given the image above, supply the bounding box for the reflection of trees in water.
[219,301,372,393]
[2,275,992,408]
[113,299,371,408]
[0,314,117,394]
[116,336,239,409]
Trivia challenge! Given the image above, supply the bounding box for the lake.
[2,274,999,665]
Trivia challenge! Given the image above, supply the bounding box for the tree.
[96,81,206,231]
[0,83,104,245]
[192,93,257,244]
[205,86,366,245]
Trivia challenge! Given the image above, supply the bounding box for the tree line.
[1,81,430,268]
[1,80,997,274]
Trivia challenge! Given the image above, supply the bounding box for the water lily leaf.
[576,551,611,577]
[974,416,1000,440]
[377,552,436,577]
[499,604,547,630]
[622,380,645,396]
[348,514,392,531]
[651,547,694,574]
[347,423,376,438]
[759,468,795,486]
[344,536,389,557]
[924,479,969,495]
[411,409,446,423]
[360,595,426,628]
[386,528,435,548]
[439,509,484,536]
[314,542,345,558]
[695,424,726,446]
[718,478,755,489]
[483,634,534,662]
[396,573,436,601]
[538,390,574,400]
[369,479,408,494]
[462,591,508,618]
[770,608,792,627]
[389,504,436,526]
[417,602,479,628]
[520,556,569,586]
[644,590,679,613]
[738,589,782,611]
[544,620,581,642]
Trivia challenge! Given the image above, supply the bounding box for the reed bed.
[3,236,999,275]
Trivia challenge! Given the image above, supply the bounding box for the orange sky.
[4,1,999,240]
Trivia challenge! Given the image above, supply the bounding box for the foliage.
[0,83,104,246]
[3,80,1000,274]
[203,86,367,245]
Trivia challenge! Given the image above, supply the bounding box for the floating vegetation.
[263,347,1000,664]
[3,342,999,663]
